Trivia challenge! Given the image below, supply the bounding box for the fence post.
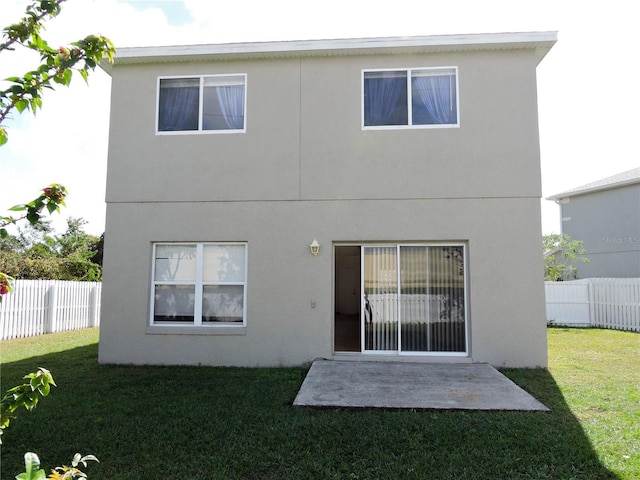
[89,284,99,327]
[587,278,596,327]
[47,284,58,333]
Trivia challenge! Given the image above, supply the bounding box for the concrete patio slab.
[293,360,549,411]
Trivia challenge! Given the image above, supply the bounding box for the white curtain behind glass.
[216,85,245,129]
[412,73,457,125]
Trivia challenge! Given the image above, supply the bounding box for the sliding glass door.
[362,244,466,354]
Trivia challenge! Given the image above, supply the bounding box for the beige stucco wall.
[99,46,548,368]
[105,49,542,204]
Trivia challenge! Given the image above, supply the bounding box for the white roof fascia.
[547,167,640,201]
[100,31,557,74]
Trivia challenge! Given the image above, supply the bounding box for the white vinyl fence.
[2,278,637,340]
[0,280,101,340]
[545,278,640,332]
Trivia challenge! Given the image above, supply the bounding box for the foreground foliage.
[17,451,98,480]
[1,367,98,478]
[1,0,115,146]
[0,328,637,479]
[0,368,56,443]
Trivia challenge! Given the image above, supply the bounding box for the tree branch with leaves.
[1,368,99,478]
[0,0,115,145]
[0,184,68,299]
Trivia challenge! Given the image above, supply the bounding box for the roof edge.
[547,168,640,201]
[100,31,557,74]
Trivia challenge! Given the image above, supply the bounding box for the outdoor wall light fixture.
[309,239,320,256]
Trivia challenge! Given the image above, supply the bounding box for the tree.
[0,0,114,300]
[0,217,102,281]
[54,217,102,281]
[543,233,590,281]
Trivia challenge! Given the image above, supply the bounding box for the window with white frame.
[157,74,246,133]
[363,67,458,128]
[151,243,247,326]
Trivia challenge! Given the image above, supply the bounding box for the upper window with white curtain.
[157,74,246,134]
[362,67,458,129]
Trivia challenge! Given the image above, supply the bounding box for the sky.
[1,0,638,236]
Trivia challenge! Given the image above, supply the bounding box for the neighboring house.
[548,167,640,278]
[98,32,556,368]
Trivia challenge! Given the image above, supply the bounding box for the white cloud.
[185,0,557,43]
[1,0,638,236]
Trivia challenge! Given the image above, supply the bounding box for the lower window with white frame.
[151,242,247,327]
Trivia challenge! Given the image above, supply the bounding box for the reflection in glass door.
[362,245,466,354]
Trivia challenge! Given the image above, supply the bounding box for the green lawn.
[1,327,638,479]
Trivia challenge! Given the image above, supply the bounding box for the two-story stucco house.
[98,31,556,368]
